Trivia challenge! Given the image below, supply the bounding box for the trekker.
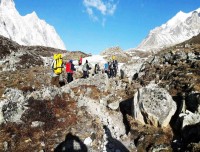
[104,62,110,78]
[120,69,124,79]
[51,53,64,87]
[112,55,116,61]
[82,60,91,78]
[109,62,114,78]
[113,60,118,77]
[79,56,83,66]
[66,60,76,83]
[94,63,100,74]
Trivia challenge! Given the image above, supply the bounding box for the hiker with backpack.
[113,59,118,77]
[82,60,91,78]
[66,60,76,83]
[51,53,64,87]
[94,63,100,74]
[104,62,110,78]
[109,61,115,78]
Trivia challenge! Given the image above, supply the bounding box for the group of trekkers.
[104,59,118,78]
[51,54,118,87]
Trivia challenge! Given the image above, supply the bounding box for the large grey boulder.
[0,88,27,124]
[132,83,177,127]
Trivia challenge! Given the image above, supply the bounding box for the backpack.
[53,54,63,75]
[82,63,88,71]
[113,60,118,68]
[110,62,114,69]
[112,55,116,60]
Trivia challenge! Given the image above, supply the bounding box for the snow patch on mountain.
[0,0,66,50]
[137,8,200,51]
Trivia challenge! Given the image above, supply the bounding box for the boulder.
[132,84,177,127]
[187,52,196,60]
[163,52,173,64]
[175,51,187,60]
[0,88,27,123]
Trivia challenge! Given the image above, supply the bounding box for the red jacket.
[66,62,73,73]
[79,57,82,65]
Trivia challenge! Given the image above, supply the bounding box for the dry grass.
[0,66,51,97]
[0,93,78,151]
[127,115,173,151]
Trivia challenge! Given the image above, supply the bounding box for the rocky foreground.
[0,34,200,151]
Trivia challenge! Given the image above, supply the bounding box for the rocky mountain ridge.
[100,46,132,63]
[0,0,66,50]
[0,35,89,72]
[137,8,200,51]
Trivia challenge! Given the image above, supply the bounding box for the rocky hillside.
[63,51,90,61]
[125,34,200,151]
[0,35,200,151]
[100,46,131,63]
[0,35,20,58]
[0,35,89,97]
[181,33,200,45]
[0,35,90,71]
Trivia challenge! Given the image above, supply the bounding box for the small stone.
[31,121,45,127]
[3,141,8,151]
[41,141,45,147]
[108,101,119,110]
[58,118,66,122]
[84,137,92,146]
[24,138,32,143]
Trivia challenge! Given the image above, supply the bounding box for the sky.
[14,0,200,54]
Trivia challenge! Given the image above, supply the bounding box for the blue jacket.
[104,63,109,70]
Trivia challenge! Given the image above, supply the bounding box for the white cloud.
[83,0,118,25]
[86,7,99,21]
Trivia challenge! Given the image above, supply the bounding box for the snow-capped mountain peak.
[137,8,200,51]
[166,11,188,27]
[0,0,15,9]
[24,11,40,21]
[0,0,66,50]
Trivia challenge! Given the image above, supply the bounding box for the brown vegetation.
[0,93,78,151]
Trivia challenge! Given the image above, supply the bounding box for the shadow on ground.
[103,125,130,152]
[54,133,88,152]
[119,97,133,135]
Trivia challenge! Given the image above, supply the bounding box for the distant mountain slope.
[0,35,20,58]
[137,8,200,51]
[0,0,66,50]
[183,33,200,44]
[100,46,131,62]
[0,35,91,71]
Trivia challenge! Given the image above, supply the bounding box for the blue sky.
[15,0,200,54]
